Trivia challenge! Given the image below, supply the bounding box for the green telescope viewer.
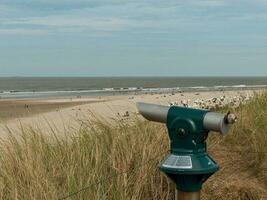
[137,103,237,198]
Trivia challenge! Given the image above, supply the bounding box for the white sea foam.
[0,84,265,99]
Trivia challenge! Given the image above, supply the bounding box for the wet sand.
[0,98,106,122]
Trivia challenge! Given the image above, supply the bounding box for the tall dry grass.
[0,91,266,200]
[204,91,267,200]
[0,117,173,200]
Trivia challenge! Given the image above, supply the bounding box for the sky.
[0,0,267,77]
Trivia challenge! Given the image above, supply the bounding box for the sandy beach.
[0,89,262,137]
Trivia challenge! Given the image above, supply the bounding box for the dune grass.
[0,91,266,200]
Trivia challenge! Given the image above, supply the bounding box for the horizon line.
[0,76,267,78]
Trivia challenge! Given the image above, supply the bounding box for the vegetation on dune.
[0,91,266,200]
[204,91,267,200]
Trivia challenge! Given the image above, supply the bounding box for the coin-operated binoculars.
[137,103,237,200]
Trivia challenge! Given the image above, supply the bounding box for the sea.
[0,77,266,99]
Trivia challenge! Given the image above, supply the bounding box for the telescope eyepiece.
[224,112,238,124]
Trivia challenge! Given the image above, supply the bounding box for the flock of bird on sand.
[120,92,255,118]
[170,93,254,109]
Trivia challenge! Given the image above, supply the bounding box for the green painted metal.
[159,106,219,192]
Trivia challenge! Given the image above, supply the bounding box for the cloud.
[0,1,165,34]
[0,5,11,12]
[1,12,167,33]
[0,4,22,16]
[0,0,127,12]
[190,0,225,7]
[1,0,267,36]
[1,16,135,31]
[0,28,47,35]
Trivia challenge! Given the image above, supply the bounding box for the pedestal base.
[177,190,200,200]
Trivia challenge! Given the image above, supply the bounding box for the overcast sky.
[0,0,267,77]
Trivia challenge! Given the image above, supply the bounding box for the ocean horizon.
[0,77,266,99]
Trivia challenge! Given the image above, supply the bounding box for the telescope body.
[137,102,231,134]
[136,102,236,193]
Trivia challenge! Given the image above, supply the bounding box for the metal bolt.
[224,112,238,124]
[177,128,186,136]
